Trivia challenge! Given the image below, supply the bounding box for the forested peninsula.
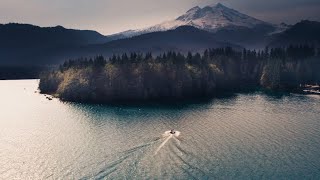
[39,46,320,103]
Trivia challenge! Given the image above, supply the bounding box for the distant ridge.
[84,25,242,56]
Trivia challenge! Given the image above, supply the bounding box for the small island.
[39,46,320,103]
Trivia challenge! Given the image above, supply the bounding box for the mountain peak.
[186,6,201,13]
[54,25,65,29]
[211,2,226,8]
[116,2,272,38]
[175,2,268,30]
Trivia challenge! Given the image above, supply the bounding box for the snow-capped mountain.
[117,3,273,38]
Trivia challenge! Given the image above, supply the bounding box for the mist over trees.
[39,45,320,103]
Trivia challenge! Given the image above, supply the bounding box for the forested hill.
[39,46,320,103]
[0,23,109,66]
[269,20,320,47]
[0,23,108,48]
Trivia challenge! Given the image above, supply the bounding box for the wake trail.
[155,135,173,155]
[154,131,181,155]
[90,138,161,179]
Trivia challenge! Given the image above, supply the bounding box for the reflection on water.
[1,80,320,179]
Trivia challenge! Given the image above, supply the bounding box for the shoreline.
[40,86,311,105]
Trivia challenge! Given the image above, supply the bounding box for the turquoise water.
[1,80,320,179]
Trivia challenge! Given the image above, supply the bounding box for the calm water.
[1,80,320,179]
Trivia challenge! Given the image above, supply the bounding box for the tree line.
[39,45,320,103]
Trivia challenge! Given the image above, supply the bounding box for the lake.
[1,80,320,179]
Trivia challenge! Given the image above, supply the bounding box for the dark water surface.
[1,80,320,179]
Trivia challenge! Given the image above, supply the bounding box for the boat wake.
[88,130,189,179]
[154,130,181,155]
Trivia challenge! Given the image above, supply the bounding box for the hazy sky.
[0,0,319,35]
